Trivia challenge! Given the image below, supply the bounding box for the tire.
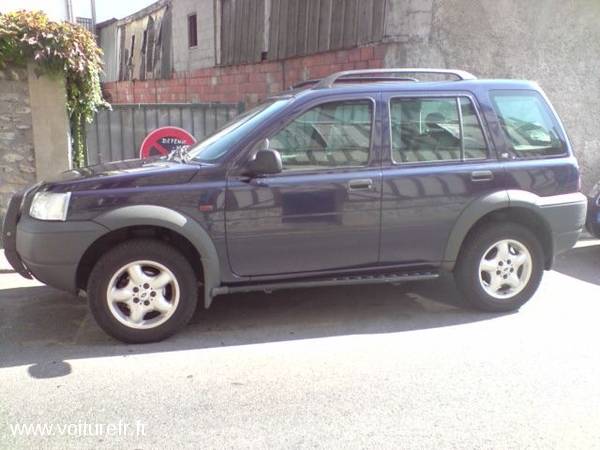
[87,239,198,343]
[454,222,544,312]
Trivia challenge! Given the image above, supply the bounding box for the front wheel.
[454,222,544,312]
[87,239,198,343]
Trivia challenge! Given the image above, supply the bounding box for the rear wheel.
[87,239,198,343]
[454,222,544,312]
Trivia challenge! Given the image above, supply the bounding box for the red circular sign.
[139,127,197,159]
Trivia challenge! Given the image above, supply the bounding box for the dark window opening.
[188,14,198,48]
[141,30,148,54]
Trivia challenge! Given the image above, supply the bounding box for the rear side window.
[490,91,565,158]
[390,97,487,164]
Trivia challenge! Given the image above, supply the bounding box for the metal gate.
[85,102,244,165]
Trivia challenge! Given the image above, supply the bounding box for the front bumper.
[14,216,109,292]
[3,199,109,292]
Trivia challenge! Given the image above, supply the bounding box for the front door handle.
[471,170,494,182]
[347,178,374,191]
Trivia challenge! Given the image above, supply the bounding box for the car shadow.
[553,240,600,286]
[0,273,508,375]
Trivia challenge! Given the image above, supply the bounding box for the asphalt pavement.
[1,242,599,449]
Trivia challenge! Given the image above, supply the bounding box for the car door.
[379,92,505,266]
[225,95,382,277]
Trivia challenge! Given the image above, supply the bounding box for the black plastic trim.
[212,270,439,296]
[1,190,32,278]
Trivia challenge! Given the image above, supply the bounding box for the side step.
[211,271,439,296]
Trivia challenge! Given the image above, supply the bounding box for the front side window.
[390,97,488,163]
[269,100,373,170]
[491,91,565,158]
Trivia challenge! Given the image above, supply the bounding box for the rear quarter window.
[490,90,566,158]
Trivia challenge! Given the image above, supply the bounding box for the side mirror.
[245,148,282,176]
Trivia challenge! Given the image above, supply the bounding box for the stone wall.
[0,63,72,232]
[0,66,36,224]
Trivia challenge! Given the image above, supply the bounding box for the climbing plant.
[0,10,109,166]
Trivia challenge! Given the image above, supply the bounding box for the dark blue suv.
[2,69,587,343]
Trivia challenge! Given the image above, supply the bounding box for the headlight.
[29,191,71,221]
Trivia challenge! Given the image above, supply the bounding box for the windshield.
[187,99,291,162]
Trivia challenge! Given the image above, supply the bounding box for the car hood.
[42,158,202,193]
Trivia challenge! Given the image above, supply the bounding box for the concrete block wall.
[0,67,36,224]
[381,0,600,190]
[102,44,386,106]
[172,0,216,72]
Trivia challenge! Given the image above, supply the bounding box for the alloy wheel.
[106,260,180,329]
[478,239,533,300]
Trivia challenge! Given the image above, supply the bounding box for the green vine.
[0,10,109,167]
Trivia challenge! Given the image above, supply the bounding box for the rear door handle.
[347,178,373,191]
[471,170,494,182]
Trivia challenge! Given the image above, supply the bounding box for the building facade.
[98,0,600,189]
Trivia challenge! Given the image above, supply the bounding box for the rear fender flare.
[442,190,551,270]
[442,191,510,270]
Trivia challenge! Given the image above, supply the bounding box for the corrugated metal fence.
[85,102,244,164]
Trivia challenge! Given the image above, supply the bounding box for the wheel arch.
[79,205,221,308]
[442,190,554,270]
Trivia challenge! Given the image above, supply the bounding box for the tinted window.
[390,97,488,163]
[491,91,565,158]
[270,100,372,170]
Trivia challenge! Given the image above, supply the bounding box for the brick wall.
[102,44,387,106]
[0,66,36,226]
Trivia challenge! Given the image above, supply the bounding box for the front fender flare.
[93,205,220,308]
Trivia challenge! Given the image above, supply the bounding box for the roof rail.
[292,76,419,90]
[314,68,477,89]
